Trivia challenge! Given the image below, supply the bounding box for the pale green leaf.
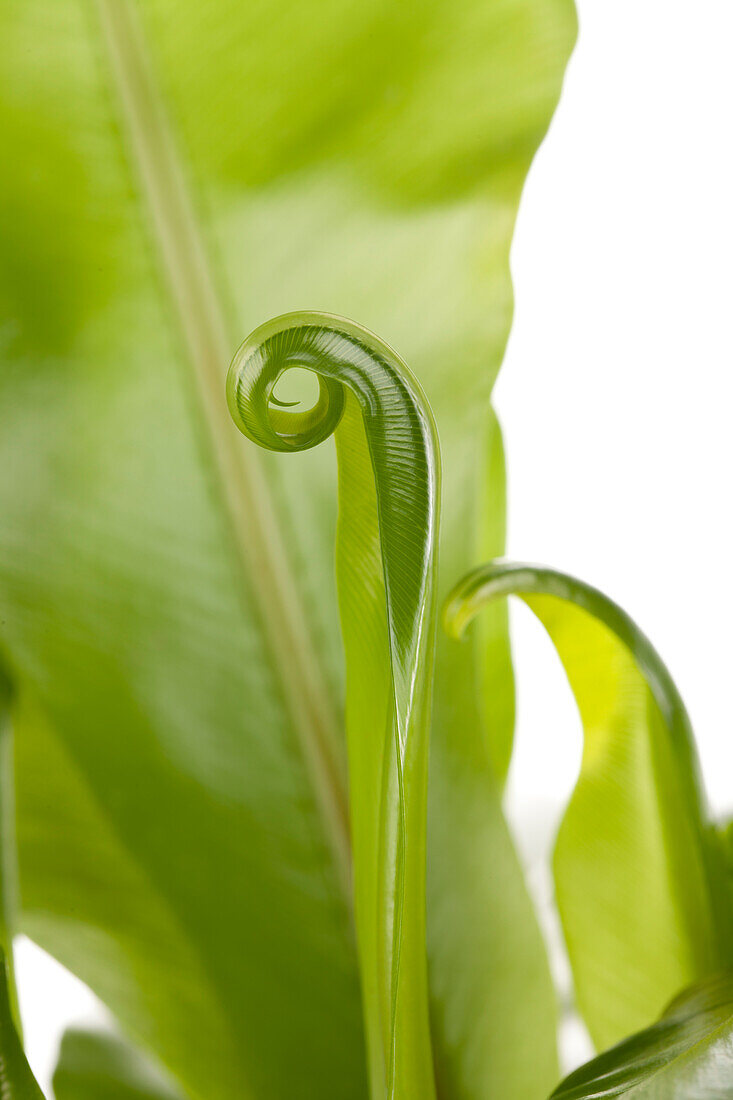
[445,563,733,1051]
[550,972,733,1099]
[0,2,575,1096]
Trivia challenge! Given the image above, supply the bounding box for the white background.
[17,0,733,1090]
[501,0,733,838]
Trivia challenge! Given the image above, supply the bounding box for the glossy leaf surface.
[0,2,574,1096]
[53,1030,182,1100]
[227,313,439,1097]
[445,563,732,1050]
[550,972,733,1099]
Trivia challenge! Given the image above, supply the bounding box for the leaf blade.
[0,1,575,1094]
[445,562,732,1048]
[550,972,733,1099]
[227,313,440,1098]
[94,0,351,890]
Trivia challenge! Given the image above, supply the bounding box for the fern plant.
[1,1,731,1099]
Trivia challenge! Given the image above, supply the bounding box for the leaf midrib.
[93,0,351,897]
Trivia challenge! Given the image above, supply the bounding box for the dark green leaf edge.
[443,560,733,967]
[549,970,733,1099]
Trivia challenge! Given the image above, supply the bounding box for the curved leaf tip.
[227,312,441,750]
[443,559,733,1046]
[443,559,700,769]
[227,312,440,1098]
[227,312,347,453]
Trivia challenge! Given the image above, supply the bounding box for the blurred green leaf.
[550,972,733,1099]
[445,563,733,1051]
[0,952,45,1099]
[0,1,574,1097]
[53,1029,182,1100]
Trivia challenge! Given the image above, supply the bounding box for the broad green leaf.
[550,972,733,1099]
[445,563,733,1050]
[54,1029,182,1100]
[15,692,249,1096]
[0,2,575,1097]
[0,952,45,1099]
[227,313,439,1097]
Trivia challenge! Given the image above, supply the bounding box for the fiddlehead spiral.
[228,311,440,750]
[227,315,346,454]
[228,312,440,1099]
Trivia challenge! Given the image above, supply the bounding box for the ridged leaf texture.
[227,312,439,1096]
